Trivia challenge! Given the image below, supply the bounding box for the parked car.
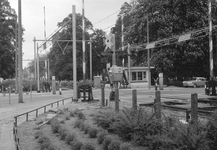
[183,77,206,88]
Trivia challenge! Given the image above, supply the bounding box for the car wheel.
[193,84,197,88]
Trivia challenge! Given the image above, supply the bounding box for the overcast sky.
[9,0,130,68]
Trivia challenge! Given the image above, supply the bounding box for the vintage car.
[183,77,206,88]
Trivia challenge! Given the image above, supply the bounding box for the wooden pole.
[37,43,40,93]
[155,91,161,119]
[132,89,137,110]
[72,5,77,100]
[191,93,198,124]
[18,0,24,103]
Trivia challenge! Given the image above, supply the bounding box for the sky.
[8,0,130,68]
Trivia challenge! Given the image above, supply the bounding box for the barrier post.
[132,89,137,110]
[101,82,105,107]
[191,93,198,125]
[9,86,11,104]
[154,91,161,119]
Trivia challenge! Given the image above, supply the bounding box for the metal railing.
[13,96,73,150]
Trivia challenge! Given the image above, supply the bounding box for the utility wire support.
[82,0,86,82]
[93,10,120,25]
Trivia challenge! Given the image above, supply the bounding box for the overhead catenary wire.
[93,10,120,25]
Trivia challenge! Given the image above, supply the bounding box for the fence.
[13,96,73,150]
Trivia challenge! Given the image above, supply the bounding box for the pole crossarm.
[37,19,71,49]
[127,24,217,51]
[33,39,90,42]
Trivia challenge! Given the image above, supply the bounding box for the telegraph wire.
[93,10,120,25]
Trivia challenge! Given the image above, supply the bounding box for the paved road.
[0,86,212,150]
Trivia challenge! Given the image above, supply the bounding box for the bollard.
[101,82,105,107]
[191,93,198,124]
[59,86,62,95]
[132,89,137,110]
[52,76,56,95]
[154,91,161,119]
[3,86,5,97]
[115,82,119,112]
[8,87,11,104]
[30,85,32,101]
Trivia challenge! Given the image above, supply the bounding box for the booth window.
[132,72,137,81]
[138,72,142,80]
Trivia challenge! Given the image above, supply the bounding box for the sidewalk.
[0,92,73,150]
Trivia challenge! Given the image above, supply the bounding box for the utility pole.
[15,16,18,94]
[128,43,131,88]
[37,43,40,93]
[18,0,24,103]
[208,0,214,79]
[121,14,124,67]
[34,37,37,80]
[82,0,86,82]
[147,16,151,89]
[90,37,92,85]
[72,5,77,99]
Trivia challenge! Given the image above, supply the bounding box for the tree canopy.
[0,0,18,79]
[114,0,217,80]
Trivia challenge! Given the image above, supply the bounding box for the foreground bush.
[97,130,108,144]
[120,143,132,150]
[88,127,98,138]
[50,118,61,133]
[81,142,96,150]
[38,134,56,150]
[207,110,217,149]
[70,139,83,150]
[102,136,113,150]
[108,140,121,150]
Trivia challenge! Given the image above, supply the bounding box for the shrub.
[111,108,158,141]
[166,122,209,150]
[83,124,90,134]
[74,119,84,128]
[59,118,65,124]
[93,110,118,130]
[50,118,61,133]
[88,127,98,138]
[108,140,121,150]
[38,135,50,144]
[206,110,217,149]
[97,130,108,144]
[70,110,76,117]
[59,127,68,140]
[65,131,77,145]
[34,130,43,139]
[81,142,96,150]
[37,134,56,150]
[70,139,83,150]
[77,111,86,120]
[102,136,113,150]
[65,114,70,120]
[120,143,132,150]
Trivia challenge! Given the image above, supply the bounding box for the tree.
[47,13,93,81]
[114,0,217,80]
[0,0,18,79]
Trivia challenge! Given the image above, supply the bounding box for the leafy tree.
[114,0,217,80]
[47,13,93,81]
[0,0,18,79]
[27,54,48,79]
